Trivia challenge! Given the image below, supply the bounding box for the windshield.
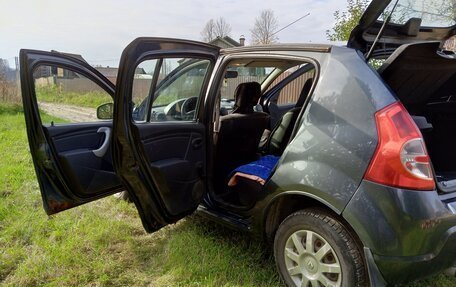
[380,0,456,27]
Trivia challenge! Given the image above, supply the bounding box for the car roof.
[220,43,332,54]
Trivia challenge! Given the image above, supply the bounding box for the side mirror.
[97,102,114,120]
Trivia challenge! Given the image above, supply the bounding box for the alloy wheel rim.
[284,230,342,287]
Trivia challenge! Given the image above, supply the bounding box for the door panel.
[44,123,120,197]
[46,123,109,152]
[138,123,205,216]
[112,38,219,232]
[20,50,123,215]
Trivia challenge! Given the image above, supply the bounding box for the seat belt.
[213,97,221,146]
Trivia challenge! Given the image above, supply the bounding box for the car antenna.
[365,0,400,61]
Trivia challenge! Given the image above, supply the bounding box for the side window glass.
[132,58,210,122]
[274,68,315,105]
[33,65,112,124]
[132,59,159,122]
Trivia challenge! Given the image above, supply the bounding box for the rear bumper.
[343,180,456,284]
[373,229,456,283]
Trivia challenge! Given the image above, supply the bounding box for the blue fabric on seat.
[230,155,280,182]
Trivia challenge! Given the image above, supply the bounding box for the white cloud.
[0,0,348,67]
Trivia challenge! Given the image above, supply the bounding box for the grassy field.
[36,86,112,108]
[0,103,454,287]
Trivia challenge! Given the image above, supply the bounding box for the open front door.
[112,38,219,232]
[20,50,123,214]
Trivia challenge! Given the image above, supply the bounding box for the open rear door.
[112,38,219,232]
[20,50,123,214]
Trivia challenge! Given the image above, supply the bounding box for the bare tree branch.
[201,17,232,42]
[250,10,279,45]
[201,19,216,42]
[214,18,232,39]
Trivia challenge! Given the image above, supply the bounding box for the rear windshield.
[380,0,456,28]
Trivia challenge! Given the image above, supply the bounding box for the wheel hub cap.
[284,230,342,287]
[304,256,317,273]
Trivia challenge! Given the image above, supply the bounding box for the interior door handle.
[93,127,111,158]
[192,138,203,149]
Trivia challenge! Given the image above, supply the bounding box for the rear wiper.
[366,0,400,61]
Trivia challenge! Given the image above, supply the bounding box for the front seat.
[216,82,270,178]
[263,78,313,155]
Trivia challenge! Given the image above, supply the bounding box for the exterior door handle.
[93,127,111,158]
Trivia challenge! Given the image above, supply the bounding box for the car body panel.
[343,180,456,283]
[19,49,123,214]
[249,46,395,223]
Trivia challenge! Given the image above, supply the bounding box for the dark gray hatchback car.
[20,0,456,286]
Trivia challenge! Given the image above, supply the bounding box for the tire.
[274,209,367,287]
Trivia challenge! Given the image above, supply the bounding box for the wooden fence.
[268,70,315,104]
[220,70,315,105]
[35,69,315,105]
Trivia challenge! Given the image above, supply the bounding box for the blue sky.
[0,0,347,68]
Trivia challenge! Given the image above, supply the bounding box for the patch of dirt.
[39,102,97,122]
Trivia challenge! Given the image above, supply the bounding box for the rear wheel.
[274,209,366,287]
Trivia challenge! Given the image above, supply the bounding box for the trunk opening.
[378,41,456,194]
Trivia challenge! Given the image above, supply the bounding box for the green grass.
[0,103,279,286]
[0,103,454,286]
[36,85,112,108]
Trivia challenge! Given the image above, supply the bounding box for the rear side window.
[275,68,315,105]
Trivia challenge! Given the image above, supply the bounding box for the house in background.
[209,35,245,49]
[95,67,147,84]
[33,51,87,79]
[94,67,119,84]
[209,35,267,78]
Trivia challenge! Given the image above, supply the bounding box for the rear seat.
[227,79,314,192]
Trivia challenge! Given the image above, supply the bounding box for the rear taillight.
[364,102,435,190]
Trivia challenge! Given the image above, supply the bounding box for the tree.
[201,17,232,42]
[250,10,279,45]
[0,59,8,80]
[0,58,18,102]
[326,0,369,41]
[201,19,216,42]
[0,59,10,90]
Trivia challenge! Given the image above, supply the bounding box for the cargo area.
[379,41,456,193]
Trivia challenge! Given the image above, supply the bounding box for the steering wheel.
[181,97,198,120]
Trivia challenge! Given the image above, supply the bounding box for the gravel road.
[39,102,97,122]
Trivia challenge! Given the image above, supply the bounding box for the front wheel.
[274,209,367,287]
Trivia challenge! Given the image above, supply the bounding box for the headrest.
[232,82,262,114]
